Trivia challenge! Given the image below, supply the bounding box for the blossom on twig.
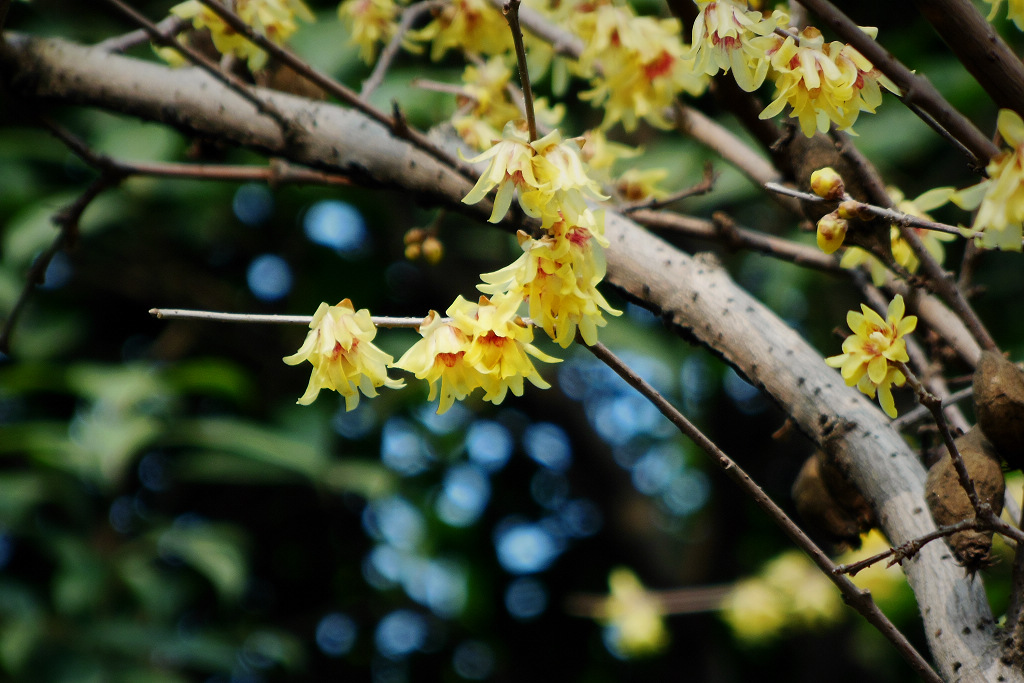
[825,294,917,418]
[283,299,404,409]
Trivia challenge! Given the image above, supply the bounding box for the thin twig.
[95,15,189,53]
[620,162,716,213]
[193,0,478,181]
[795,0,999,167]
[101,0,292,133]
[502,0,537,142]
[584,341,943,683]
[890,386,973,431]
[631,209,841,273]
[834,517,983,576]
[361,1,440,99]
[1,176,123,354]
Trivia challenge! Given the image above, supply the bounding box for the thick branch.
[1,35,1018,682]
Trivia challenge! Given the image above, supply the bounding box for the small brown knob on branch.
[974,350,1024,470]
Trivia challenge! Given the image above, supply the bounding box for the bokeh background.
[2,1,1023,681]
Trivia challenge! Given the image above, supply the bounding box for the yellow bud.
[405,243,422,261]
[404,228,426,246]
[421,236,444,264]
[810,167,846,200]
[816,212,848,254]
[837,199,866,220]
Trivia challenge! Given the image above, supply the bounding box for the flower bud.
[404,227,427,246]
[421,236,444,264]
[810,167,846,200]
[837,199,868,220]
[816,211,848,254]
[404,243,422,261]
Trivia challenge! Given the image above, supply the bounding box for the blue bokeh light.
[494,522,560,574]
[138,452,168,492]
[232,183,274,227]
[631,444,685,496]
[375,610,428,660]
[465,420,513,473]
[333,402,378,440]
[246,254,292,302]
[529,469,569,510]
[40,251,72,290]
[523,422,571,471]
[436,463,491,527]
[415,401,470,435]
[363,496,425,551]
[558,499,602,538]
[303,200,369,257]
[723,367,768,415]
[504,577,547,620]
[404,558,467,618]
[380,418,433,476]
[663,470,711,517]
[316,612,358,657]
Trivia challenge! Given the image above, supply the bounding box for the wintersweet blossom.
[825,294,917,418]
[598,568,669,658]
[952,109,1024,251]
[573,1,707,131]
[984,0,1024,31]
[688,0,786,92]
[409,0,513,61]
[395,294,559,414]
[283,300,404,409]
[480,218,621,347]
[759,28,898,137]
[462,120,540,223]
[462,122,608,225]
[169,0,314,71]
[338,0,405,64]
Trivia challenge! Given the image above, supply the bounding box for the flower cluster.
[825,294,917,418]
[952,109,1024,251]
[597,568,669,658]
[409,0,513,61]
[571,0,707,131]
[282,300,404,409]
[338,0,405,64]
[463,120,621,347]
[759,27,899,137]
[169,0,314,71]
[688,0,786,92]
[452,58,565,152]
[394,293,559,414]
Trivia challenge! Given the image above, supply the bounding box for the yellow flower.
[462,120,540,223]
[721,551,842,643]
[394,309,483,415]
[984,0,1024,30]
[759,28,897,137]
[688,0,786,92]
[598,568,669,658]
[825,294,917,418]
[952,109,1024,251]
[578,129,642,182]
[481,217,621,347]
[395,295,559,413]
[170,0,314,71]
[283,299,404,409]
[462,123,609,226]
[450,292,561,404]
[573,1,707,131]
[615,167,669,203]
[339,0,405,65]
[409,0,513,61]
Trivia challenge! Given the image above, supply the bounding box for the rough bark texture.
[1,34,1020,682]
